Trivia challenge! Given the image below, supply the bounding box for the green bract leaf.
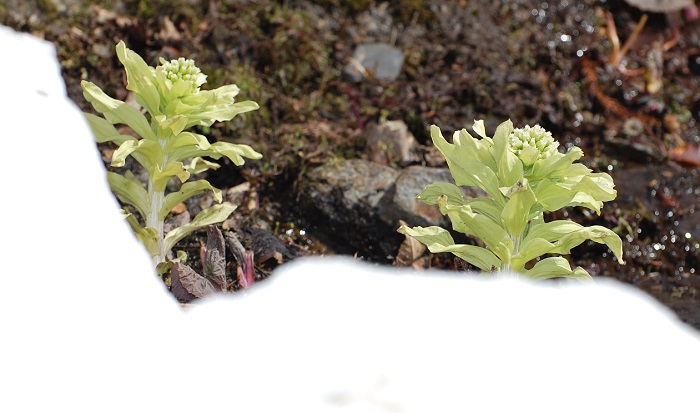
[416,182,465,206]
[465,197,504,227]
[81,80,156,141]
[155,114,189,137]
[111,139,162,173]
[523,219,585,243]
[398,225,502,272]
[152,161,190,192]
[514,221,625,269]
[116,40,162,117]
[185,157,221,175]
[454,128,496,171]
[522,257,594,283]
[492,119,524,187]
[209,141,263,166]
[123,211,160,259]
[556,225,625,265]
[430,125,504,202]
[163,131,211,153]
[510,237,556,271]
[160,180,223,221]
[580,173,617,204]
[529,146,583,181]
[84,113,136,146]
[500,179,536,238]
[184,100,260,128]
[472,119,488,140]
[108,172,150,220]
[163,203,236,255]
[436,196,512,263]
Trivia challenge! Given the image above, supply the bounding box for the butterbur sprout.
[399,119,624,282]
[81,41,261,267]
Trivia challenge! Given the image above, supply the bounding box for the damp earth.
[3,0,700,329]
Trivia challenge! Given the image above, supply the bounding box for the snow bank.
[1,25,699,412]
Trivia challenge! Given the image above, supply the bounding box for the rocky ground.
[3,0,700,329]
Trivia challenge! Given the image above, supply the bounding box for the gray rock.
[296,160,486,260]
[296,159,401,261]
[380,166,486,229]
[343,43,405,82]
[365,120,419,166]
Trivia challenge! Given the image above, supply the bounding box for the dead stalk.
[607,11,648,69]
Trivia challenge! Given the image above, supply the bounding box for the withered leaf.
[171,202,188,215]
[203,225,227,290]
[171,262,218,302]
[225,231,246,265]
[251,227,292,268]
[395,220,427,266]
[669,144,700,167]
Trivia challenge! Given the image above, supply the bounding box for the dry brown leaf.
[668,144,700,167]
[411,256,429,270]
[171,202,188,215]
[395,220,427,266]
[159,16,181,42]
[170,262,218,302]
[203,225,227,290]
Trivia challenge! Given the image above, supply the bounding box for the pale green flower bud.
[508,124,559,167]
[158,57,207,94]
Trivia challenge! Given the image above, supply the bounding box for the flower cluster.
[508,124,559,167]
[158,57,207,94]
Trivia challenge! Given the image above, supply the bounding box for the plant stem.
[147,178,166,266]
[503,233,522,273]
[147,138,171,266]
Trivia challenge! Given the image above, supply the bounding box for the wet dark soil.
[3,0,700,329]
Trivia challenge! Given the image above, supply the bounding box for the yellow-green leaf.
[108,172,150,220]
[397,225,502,272]
[81,80,155,141]
[163,203,236,254]
[160,180,223,221]
[115,40,161,117]
[522,257,594,283]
